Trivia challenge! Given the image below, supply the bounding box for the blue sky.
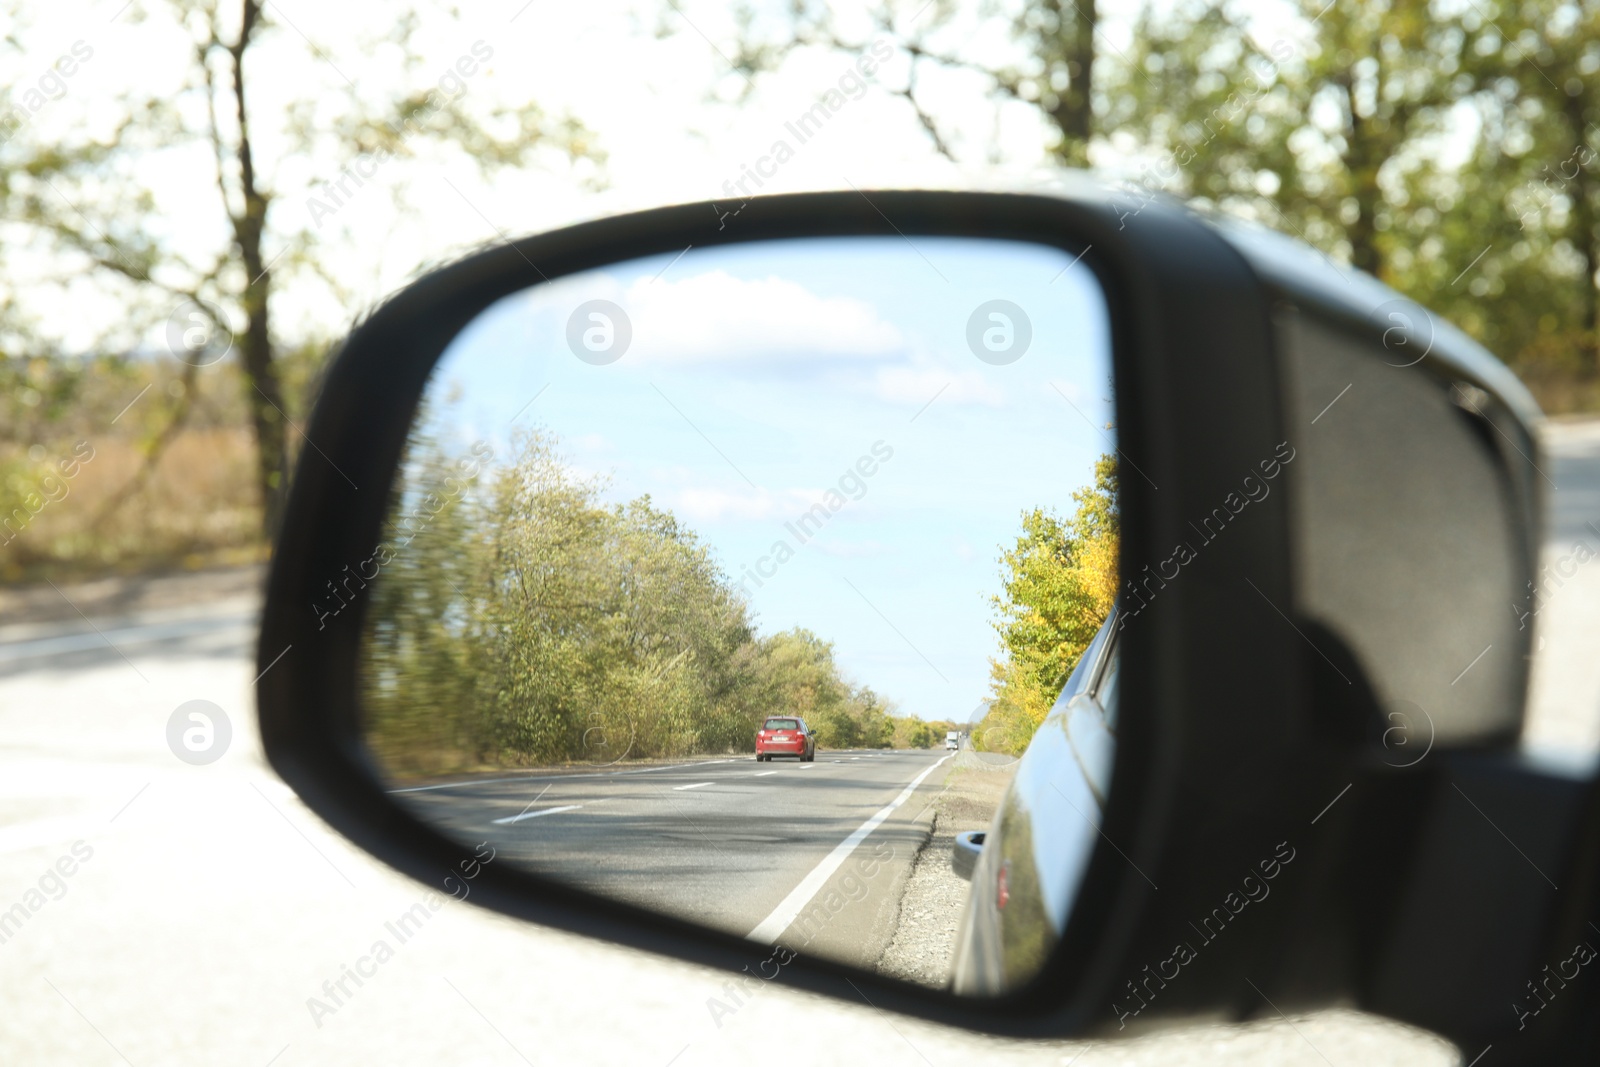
[419,235,1113,723]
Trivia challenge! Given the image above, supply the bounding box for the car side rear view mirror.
[258,185,1597,1058]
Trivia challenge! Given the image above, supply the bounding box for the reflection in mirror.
[352,236,1119,993]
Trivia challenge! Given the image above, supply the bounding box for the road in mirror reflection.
[351,236,1118,991]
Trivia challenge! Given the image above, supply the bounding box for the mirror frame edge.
[256,187,1301,1039]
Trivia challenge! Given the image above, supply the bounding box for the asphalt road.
[394,749,952,968]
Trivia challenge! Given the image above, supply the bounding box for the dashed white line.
[753,771,777,777]
[674,782,714,791]
[492,805,582,825]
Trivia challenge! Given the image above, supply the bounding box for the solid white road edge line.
[491,804,583,825]
[746,753,953,944]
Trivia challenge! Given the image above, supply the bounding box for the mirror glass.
[352,234,1120,993]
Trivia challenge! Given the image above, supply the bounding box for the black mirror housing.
[258,184,1570,1053]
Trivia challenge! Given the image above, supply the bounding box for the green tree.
[912,720,937,748]
[1112,0,1479,280]
[359,424,898,777]
[755,629,897,749]
[474,432,757,764]
[3,0,596,537]
[358,408,493,774]
[887,717,956,748]
[1118,0,1600,401]
[731,0,1106,164]
[850,687,895,748]
[1413,0,1600,392]
[723,0,1600,412]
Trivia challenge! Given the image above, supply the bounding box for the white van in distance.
[945,731,960,751]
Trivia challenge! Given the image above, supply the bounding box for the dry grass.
[0,427,265,584]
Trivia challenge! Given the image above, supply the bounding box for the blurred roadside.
[1,355,279,586]
[1525,415,1600,752]
[0,563,264,628]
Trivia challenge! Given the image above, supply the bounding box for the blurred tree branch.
[2,0,603,541]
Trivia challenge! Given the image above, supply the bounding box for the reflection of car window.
[764,718,799,730]
[1094,641,1120,732]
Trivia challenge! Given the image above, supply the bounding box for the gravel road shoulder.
[877,748,1018,987]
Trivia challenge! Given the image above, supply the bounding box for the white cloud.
[621,270,904,367]
[527,266,1014,411]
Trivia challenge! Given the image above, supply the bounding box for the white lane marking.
[674,782,714,791]
[501,783,553,825]
[799,764,815,770]
[753,771,777,777]
[492,804,582,825]
[747,753,953,944]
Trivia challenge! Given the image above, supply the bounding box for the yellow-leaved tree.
[976,455,1118,756]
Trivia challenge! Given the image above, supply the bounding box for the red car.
[755,717,815,762]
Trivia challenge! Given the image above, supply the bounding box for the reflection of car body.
[951,607,1119,995]
[945,731,961,751]
[755,717,815,762]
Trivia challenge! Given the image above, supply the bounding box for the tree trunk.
[1337,71,1384,278]
[1047,0,1097,166]
[230,0,288,537]
[1574,179,1599,376]
[1346,166,1383,277]
[239,275,286,537]
[1564,95,1600,375]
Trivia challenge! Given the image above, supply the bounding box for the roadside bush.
[359,422,919,779]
